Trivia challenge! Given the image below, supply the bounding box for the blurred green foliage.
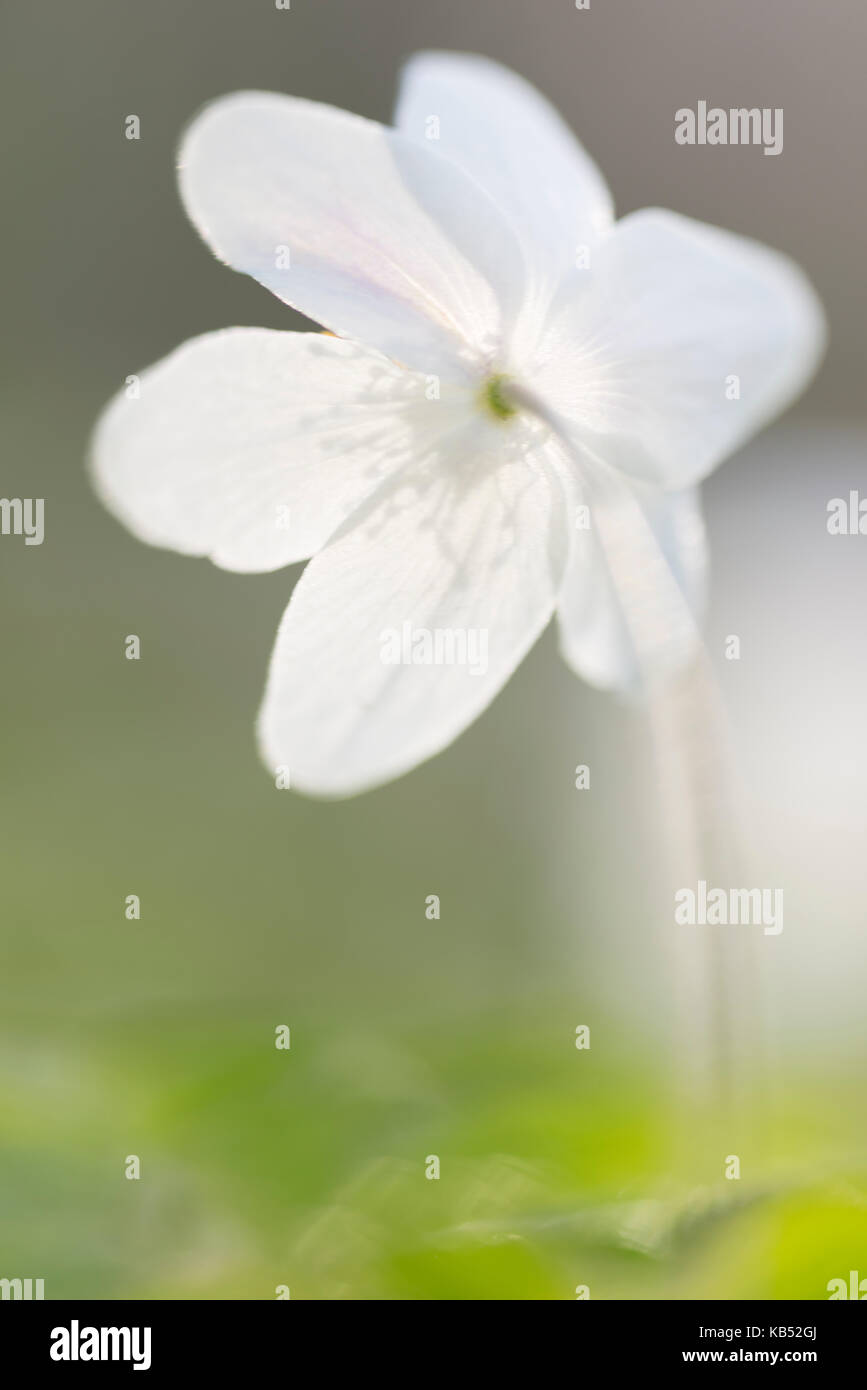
[3,1009,866,1298]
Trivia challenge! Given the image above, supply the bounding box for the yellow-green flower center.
[480,373,518,422]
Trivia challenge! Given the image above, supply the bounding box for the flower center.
[479,373,518,423]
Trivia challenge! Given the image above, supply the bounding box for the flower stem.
[509,382,761,1128]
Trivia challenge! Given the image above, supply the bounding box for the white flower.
[91,52,825,797]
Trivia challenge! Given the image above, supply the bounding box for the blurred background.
[1,0,866,1299]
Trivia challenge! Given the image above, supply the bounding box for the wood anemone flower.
[91,53,825,797]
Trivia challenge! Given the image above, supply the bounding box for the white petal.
[258,426,570,796]
[530,209,826,488]
[91,329,460,571]
[395,51,613,325]
[178,92,527,380]
[557,473,707,692]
